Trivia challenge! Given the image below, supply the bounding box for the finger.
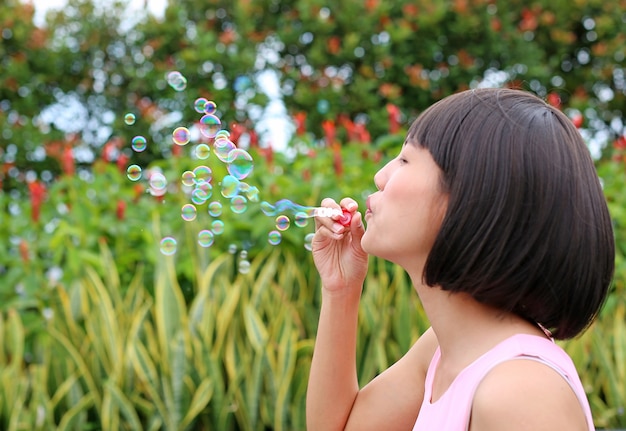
[339,197,358,213]
[315,198,341,230]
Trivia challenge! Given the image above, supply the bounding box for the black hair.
[408,88,614,340]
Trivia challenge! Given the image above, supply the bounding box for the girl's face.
[361,144,448,270]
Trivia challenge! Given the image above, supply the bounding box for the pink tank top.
[412,334,594,430]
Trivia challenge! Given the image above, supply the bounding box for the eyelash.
[398,157,408,164]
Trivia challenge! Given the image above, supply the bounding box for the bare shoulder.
[470,359,588,431]
[344,328,439,430]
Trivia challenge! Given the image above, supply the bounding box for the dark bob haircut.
[408,88,614,340]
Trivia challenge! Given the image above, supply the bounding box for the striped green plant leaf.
[244,305,269,352]
[103,380,143,430]
[57,393,94,431]
[179,378,214,430]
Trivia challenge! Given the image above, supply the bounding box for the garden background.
[1,0,625,429]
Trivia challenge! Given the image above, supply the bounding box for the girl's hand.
[312,197,369,294]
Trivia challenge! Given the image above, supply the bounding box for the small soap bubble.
[239,250,248,260]
[205,100,217,115]
[191,187,211,205]
[245,185,260,202]
[215,130,230,140]
[192,165,212,184]
[208,201,223,217]
[126,164,142,181]
[304,233,315,251]
[195,143,211,160]
[181,204,197,221]
[194,97,209,113]
[199,114,221,138]
[230,195,248,214]
[227,148,254,180]
[276,215,290,231]
[214,138,236,162]
[131,135,147,152]
[181,170,196,187]
[124,113,136,125]
[268,230,282,245]
[295,212,308,228]
[220,175,240,198]
[173,127,191,146]
[198,230,215,247]
[211,220,225,235]
[160,236,177,255]
[238,259,251,274]
[228,243,238,254]
[166,71,187,91]
[149,172,167,192]
[260,201,276,216]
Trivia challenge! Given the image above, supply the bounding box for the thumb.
[349,211,366,245]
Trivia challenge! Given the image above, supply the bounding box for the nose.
[373,162,390,191]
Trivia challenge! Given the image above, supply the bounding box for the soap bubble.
[194,97,209,113]
[208,201,223,217]
[211,220,225,235]
[195,143,211,160]
[204,100,217,115]
[191,186,211,204]
[181,170,196,187]
[149,172,167,192]
[160,237,177,255]
[230,195,248,214]
[295,212,309,228]
[199,114,221,138]
[166,71,187,91]
[131,135,147,152]
[181,204,197,221]
[220,175,240,198]
[238,259,251,274]
[276,215,290,231]
[124,113,136,125]
[126,164,142,181]
[227,149,254,180]
[214,138,236,162]
[304,233,315,251]
[173,127,191,146]
[192,165,212,184]
[268,230,282,245]
[198,230,215,247]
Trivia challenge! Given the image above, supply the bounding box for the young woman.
[306,88,614,430]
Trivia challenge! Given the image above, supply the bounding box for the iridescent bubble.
[208,201,223,217]
[195,143,211,160]
[131,135,147,152]
[149,172,167,191]
[199,114,221,138]
[239,250,248,260]
[227,149,254,180]
[194,97,209,113]
[211,220,225,235]
[245,186,260,202]
[193,165,212,184]
[295,212,309,228]
[268,230,282,245]
[228,243,238,254]
[230,195,248,214]
[276,215,290,231]
[204,100,217,115]
[181,204,197,221]
[238,260,251,274]
[166,71,187,91]
[304,233,315,251]
[214,138,236,162]
[173,127,191,146]
[181,170,196,187]
[198,230,214,247]
[220,175,240,198]
[160,237,177,255]
[126,164,142,181]
[191,187,211,205]
[215,130,230,140]
[124,113,136,125]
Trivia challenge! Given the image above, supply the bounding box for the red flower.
[19,240,29,263]
[571,113,584,128]
[386,104,401,134]
[294,112,307,136]
[547,92,561,109]
[332,144,343,177]
[614,136,626,150]
[355,123,371,143]
[27,180,46,223]
[62,145,75,176]
[249,130,259,148]
[116,200,126,220]
[322,120,336,146]
[116,152,130,173]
